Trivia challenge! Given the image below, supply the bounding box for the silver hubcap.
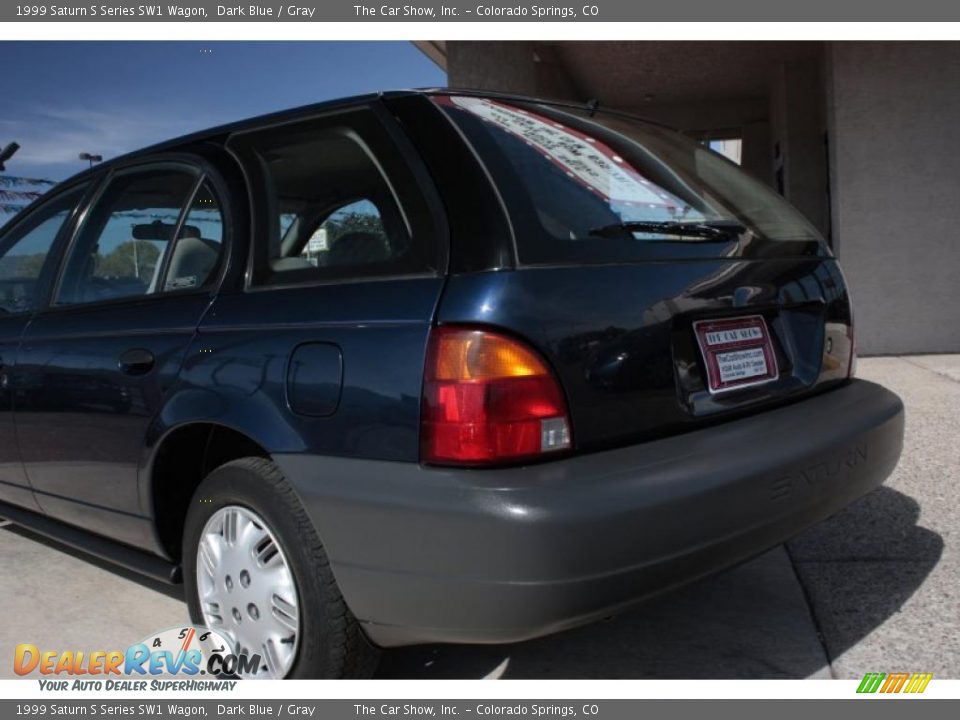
[196,506,300,678]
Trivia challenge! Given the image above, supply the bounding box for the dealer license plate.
[693,315,779,394]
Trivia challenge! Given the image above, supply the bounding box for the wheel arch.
[144,420,272,562]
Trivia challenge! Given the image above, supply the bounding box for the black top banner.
[5,0,960,22]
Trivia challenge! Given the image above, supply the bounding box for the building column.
[827,41,960,354]
[769,57,831,238]
[740,121,773,186]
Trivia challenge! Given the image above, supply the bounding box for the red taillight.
[420,327,572,465]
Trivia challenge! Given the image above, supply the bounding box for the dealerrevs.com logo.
[14,626,262,688]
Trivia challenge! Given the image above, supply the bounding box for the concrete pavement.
[0,356,955,679]
[787,356,957,677]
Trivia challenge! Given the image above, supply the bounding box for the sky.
[0,42,446,182]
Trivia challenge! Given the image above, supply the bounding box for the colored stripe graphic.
[857,673,885,693]
[857,672,932,694]
[905,673,933,693]
[881,672,908,693]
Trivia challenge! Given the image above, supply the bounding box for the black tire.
[182,456,380,678]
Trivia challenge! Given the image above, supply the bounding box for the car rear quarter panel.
[137,278,444,521]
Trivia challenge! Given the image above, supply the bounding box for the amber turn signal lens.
[432,329,549,381]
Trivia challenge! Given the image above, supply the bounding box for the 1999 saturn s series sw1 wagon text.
[0,90,904,678]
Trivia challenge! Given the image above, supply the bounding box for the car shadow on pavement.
[377,486,943,679]
[785,485,946,667]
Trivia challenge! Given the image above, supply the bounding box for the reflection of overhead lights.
[644,93,655,102]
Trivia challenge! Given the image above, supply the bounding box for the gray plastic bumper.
[274,379,904,647]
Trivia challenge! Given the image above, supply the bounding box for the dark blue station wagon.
[0,90,904,678]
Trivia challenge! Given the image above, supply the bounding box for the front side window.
[0,185,85,314]
[230,108,440,286]
[56,167,215,306]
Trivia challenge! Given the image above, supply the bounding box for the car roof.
[57,90,394,187]
[51,88,674,188]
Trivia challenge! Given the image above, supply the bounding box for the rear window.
[433,95,827,265]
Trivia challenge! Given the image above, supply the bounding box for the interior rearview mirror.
[132,221,201,241]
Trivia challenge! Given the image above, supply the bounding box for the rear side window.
[297,199,391,268]
[434,96,827,265]
[0,185,85,314]
[229,107,441,286]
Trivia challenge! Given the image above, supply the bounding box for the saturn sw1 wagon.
[0,90,905,678]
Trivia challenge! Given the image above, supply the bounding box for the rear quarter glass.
[431,95,829,266]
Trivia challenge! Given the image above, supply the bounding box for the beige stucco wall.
[828,42,960,354]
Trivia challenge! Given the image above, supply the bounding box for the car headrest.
[326,231,391,266]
